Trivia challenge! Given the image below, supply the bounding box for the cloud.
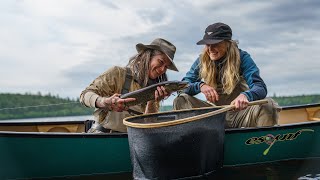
[0,0,319,106]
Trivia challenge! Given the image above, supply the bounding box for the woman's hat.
[136,38,178,72]
[197,22,232,45]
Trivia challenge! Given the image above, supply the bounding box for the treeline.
[0,93,319,120]
[0,93,92,120]
[271,94,320,107]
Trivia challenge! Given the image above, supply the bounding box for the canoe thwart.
[306,107,320,121]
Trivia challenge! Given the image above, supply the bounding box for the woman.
[80,38,179,133]
[174,22,280,128]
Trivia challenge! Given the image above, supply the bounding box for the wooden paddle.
[123,99,269,128]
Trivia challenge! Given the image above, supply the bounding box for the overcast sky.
[0,0,319,105]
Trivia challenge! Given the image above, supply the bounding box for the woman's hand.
[145,86,170,114]
[231,94,249,111]
[96,93,136,112]
[200,83,219,103]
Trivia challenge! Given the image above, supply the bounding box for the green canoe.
[0,103,319,179]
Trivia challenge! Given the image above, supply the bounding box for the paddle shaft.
[123,99,269,128]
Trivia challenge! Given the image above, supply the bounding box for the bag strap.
[121,68,143,115]
[121,67,133,94]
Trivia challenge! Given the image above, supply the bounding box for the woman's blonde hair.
[127,49,167,87]
[199,40,240,94]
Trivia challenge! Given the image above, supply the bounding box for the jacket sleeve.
[182,58,204,96]
[239,50,267,101]
[79,66,123,108]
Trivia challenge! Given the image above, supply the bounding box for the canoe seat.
[306,107,320,121]
[85,120,95,132]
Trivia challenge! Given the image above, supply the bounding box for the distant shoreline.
[0,93,319,120]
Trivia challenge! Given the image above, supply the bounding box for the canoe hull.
[0,133,131,179]
[0,103,319,179]
[224,122,320,166]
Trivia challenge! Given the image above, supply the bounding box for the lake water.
[51,159,320,180]
[4,116,320,180]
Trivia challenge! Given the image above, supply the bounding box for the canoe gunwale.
[0,131,128,138]
[0,103,319,136]
[0,120,319,137]
[281,103,320,110]
[226,120,320,134]
[0,119,94,126]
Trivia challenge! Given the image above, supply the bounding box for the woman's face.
[206,41,228,61]
[148,53,171,79]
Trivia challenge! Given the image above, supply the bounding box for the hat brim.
[136,43,179,72]
[196,39,224,45]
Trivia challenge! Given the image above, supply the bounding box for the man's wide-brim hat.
[136,38,178,72]
[197,22,232,45]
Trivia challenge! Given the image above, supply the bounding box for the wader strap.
[127,108,143,115]
[95,124,120,133]
[121,68,133,94]
[121,68,143,115]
